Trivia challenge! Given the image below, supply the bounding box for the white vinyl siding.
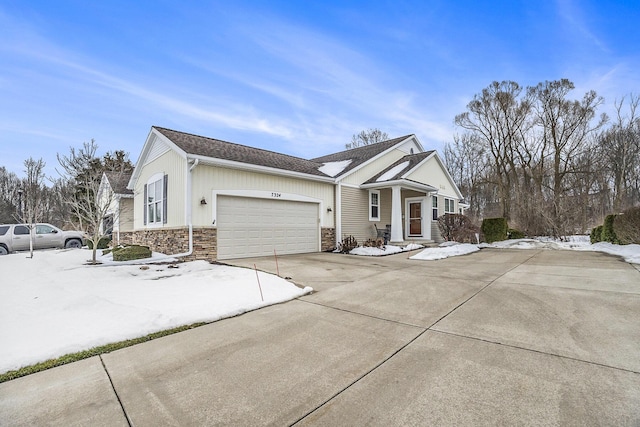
[133,149,186,229]
[191,165,334,228]
[217,196,319,259]
[341,187,391,242]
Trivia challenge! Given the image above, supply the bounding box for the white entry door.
[217,196,319,259]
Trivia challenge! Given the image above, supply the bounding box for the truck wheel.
[0,245,8,255]
[65,239,82,249]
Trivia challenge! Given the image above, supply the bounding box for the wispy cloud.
[198,15,453,147]
[556,0,608,52]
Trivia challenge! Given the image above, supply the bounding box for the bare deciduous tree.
[57,140,133,264]
[599,94,640,212]
[0,167,21,223]
[447,79,634,238]
[18,158,47,258]
[528,79,607,236]
[454,81,533,220]
[345,128,390,149]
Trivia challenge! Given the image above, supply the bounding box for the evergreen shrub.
[481,218,508,243]
[590,225,603,244]
[113,245,152,261]
[601,214,619,244]
[508,228,525,239]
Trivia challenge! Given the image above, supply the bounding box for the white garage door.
[217,196,319,260]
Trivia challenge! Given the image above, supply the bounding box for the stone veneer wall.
[119,226,334,260]
[321,227,336,251]
[118,227,217,262]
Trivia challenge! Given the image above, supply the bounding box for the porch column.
[390,185,403,243]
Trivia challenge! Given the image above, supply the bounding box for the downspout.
[335,181,342,248]
[165,158,198,259]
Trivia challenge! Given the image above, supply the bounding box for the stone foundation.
[119,226,334,261]
[118,227,217,262]
[321,227,336,251]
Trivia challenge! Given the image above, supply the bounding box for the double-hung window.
[145,173,167,225]
[445,198,455,214]
[369,190,380,221]
[432,196,438,220]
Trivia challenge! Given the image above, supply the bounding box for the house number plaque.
[271,192,282,198]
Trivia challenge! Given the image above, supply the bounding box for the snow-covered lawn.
[344,235,640,264]
[0,249,312,374]
[407,236,640,264]
[349,243,423,256]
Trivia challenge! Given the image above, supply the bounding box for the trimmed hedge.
[113,245,152,261]
[481,217,508,243]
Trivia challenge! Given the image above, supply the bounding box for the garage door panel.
[217,196,319,259]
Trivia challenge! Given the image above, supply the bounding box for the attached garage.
[216,196,320,260]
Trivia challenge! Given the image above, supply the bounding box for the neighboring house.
[98,171,134,245]
[124,126,464,260]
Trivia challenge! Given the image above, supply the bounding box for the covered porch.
[361,180,438,244]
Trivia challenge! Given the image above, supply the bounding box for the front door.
[408,201,422,236]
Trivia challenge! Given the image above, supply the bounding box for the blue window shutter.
[163,174,168,224]
[143,184,147,225]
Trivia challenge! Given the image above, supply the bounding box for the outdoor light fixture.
[200,197,207,205]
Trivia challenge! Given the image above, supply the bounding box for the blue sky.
[1,0,639,178]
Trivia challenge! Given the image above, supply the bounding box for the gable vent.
[145,135,170,165]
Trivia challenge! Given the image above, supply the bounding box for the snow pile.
[573,242,640,265]
[412,237,639,265]
[376,161,410,182]
[349,244,423,256]
[410,243,479,260]
[482,237,639,264]
[318,160,352,177]
[0,249,312,374]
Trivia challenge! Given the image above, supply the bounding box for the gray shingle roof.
[153,127,416,179]
[154,127,329,177]
[362,151,434,184]
[310,135,413,176]
[105,171,133,195]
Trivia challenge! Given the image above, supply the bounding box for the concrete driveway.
[1,248,639,425]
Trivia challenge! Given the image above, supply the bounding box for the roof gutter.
[154,159,199,261]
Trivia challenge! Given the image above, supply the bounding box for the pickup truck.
[0,223,85,255]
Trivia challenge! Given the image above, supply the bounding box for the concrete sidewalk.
[1,249,639,425]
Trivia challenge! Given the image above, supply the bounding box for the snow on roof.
[376,161,410,182]
[318,159,352,177]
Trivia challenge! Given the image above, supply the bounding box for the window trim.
[432,195,438,221]
[445,198,455,214]
[369,190,380,221]
[144,173,167,227]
